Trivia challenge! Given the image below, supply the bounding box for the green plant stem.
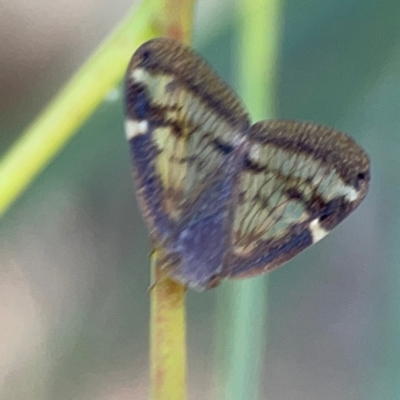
[148,1,195,399]
[150,251,187,400]
[221,0,282,399]
[0,0,161,217]
[0,0,194,397]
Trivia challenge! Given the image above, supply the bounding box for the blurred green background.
[0,0,398,399]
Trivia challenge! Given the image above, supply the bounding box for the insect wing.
[228,120,370,278]
[124,38,249,279]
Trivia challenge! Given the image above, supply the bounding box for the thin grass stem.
[150,251,188,400]
[0,0,161,217]
[219,0,283,399]
[149,1,195,399]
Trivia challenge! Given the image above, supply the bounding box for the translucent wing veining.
[125,38,250,245]
[228,120,370,278]
[124,38,371,291]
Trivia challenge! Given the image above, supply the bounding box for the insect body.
[124,38,370,291]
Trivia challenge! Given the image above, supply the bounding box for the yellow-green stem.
[150,252,187,400]
[149,1,195,399]
[0,0,194,398]
[0,0,160,217]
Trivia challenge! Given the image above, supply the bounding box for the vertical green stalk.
[149,1,195,400]
[150,251,187,400]
[236,0,281,122]
[0,0,195,398]
[219,1,282,399]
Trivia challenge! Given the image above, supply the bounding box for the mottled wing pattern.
[124,38,249,245]
[228,120,370,278]
[124,38,371,291]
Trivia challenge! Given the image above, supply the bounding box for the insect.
[124,38,370,291]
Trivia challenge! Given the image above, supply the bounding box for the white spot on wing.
[309,218,328,244]
[341,186,359,202]
[130,68,149,83]
[125,119,148,140]
[328,184,359,202]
